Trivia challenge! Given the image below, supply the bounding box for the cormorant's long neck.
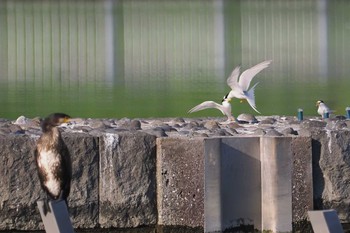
[40,127,61,149]
[41,119,53,133]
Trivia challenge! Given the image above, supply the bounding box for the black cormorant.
[34,113,72,215]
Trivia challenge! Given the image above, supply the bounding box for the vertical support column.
[204,138,222,232]
[37,200,75,233]
[260,136,313,232]
[204,137,261,232]
[261,137,293,232]
[308,210,344,233]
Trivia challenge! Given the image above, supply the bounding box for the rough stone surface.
[291,137,313,222]
[0,135,40,230]
[99,131,157,228]
[0,133,100,230]
[63,133,100,229]
[1,115,350,231]
[156,137,205,227]
[312,129,350,222]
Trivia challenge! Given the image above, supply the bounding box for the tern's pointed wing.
[226,66,241,89]
[188,101,225,115]
[238,60,272,91]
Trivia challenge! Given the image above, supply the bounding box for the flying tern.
[226,60,272,113]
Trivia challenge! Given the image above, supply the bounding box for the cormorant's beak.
[227,98,232,103]
[63,117,70,123]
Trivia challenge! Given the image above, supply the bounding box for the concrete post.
[308,210,344,233]
[261,137,293,232]
[204,136,261,233]
[37,200,74,233]
[204,136,312,233]
[260,136,313,232]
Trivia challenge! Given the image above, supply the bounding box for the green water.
[0,0,350,120]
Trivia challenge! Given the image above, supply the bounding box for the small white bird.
[188,94,235,122]
[226,60,272,113]
[316,100,333,118]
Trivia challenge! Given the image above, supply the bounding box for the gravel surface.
[4,113,350,138]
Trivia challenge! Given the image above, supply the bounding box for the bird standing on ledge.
[316,100,334,118]
[34,113,72,215]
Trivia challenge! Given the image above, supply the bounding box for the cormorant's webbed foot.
[42,198,52,216]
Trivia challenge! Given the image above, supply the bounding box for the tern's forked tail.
[246,82,261,114]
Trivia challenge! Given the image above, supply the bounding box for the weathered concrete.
[308,210,344,233]
[37,200,74,233]
[0,133,99,230]
[312,130,350,222]
[261,137,293,232]
[0,131,156,231]
[261,136,313,232]
[1,116,350,232]
[156,137,205,228]
[0,135,40,230]
[203,136,312,233]
[99,132,157,228]
[204,137,261,232]
[291,137,314,223]
[64,133,100,229]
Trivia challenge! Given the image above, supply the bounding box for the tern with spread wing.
[226,60,272,113]
[188,94,235,122]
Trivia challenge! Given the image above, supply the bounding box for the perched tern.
[188,94,235,122]
[226,60,272,113]
[316,100,333,117]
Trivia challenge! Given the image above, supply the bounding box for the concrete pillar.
[308,210,344,233]
[261,137,293,232]
[260,136,313,232]
[37,200,75,233]
[204,136,312,233]
[204,136,261,233]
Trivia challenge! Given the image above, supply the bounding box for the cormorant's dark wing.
[58,137,72,203]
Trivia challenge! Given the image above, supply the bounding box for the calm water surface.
[0,0,349,119]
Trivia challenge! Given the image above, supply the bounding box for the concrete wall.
[0,129,349,232]
[202,136,312,232]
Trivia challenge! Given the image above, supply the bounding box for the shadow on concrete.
[219,140,261,232]
[312,139,325,210]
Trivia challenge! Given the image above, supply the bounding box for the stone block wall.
[99,132,157,228]
[0,131,157,231]
[0,127,350,232]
